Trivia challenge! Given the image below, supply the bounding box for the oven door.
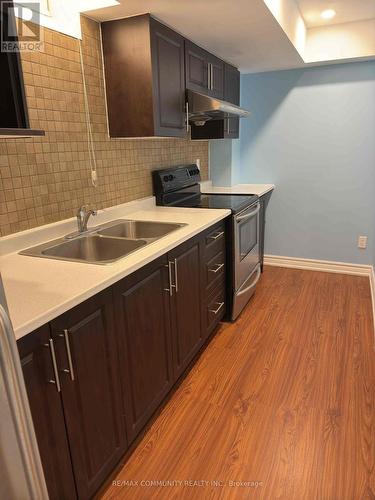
[234,202,260,291]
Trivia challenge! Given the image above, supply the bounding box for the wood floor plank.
[100,267,375,500]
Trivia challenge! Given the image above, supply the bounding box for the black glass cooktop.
[171,193,259,214]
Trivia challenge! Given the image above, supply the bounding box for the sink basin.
[20,219,186,264]
[21,235,147,264]
[98,220,185,240]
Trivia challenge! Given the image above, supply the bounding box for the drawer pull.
[59,329,75,381]
[208,231,224,241]
[173,258,179,293]
[209,263,224,274]
[44,339,61,392]
[209,301,225,315]
[164,262,174,296]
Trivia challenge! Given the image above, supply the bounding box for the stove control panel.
[152,164,201,195]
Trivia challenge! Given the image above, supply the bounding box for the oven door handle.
[236,203,260,222]
[237,264,261,296]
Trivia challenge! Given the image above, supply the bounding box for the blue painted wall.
[237,61,375,266]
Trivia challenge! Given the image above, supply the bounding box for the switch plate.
[358,236,367,249]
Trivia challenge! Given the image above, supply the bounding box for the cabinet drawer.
[206,250,225,290]
[206,281,226,336]
[204,222,226,261]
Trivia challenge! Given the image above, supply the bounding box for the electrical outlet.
[358,236,367,249]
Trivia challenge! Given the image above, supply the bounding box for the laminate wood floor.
[101,267,375,500]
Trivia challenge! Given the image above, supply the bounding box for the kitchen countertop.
[0,197,230,340]
[200,181,275,197]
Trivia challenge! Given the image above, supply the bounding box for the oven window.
[239,216,258,260]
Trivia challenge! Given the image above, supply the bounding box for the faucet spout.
[76,206,97,234]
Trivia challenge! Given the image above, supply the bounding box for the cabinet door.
[224,116,239,139]
[50,289,126,500]
[224,63,240,104]
[208,55,224,99]
[113,255,173,442]
[150,19,186,137]
[169,237,204,379]
[259,191,272,272]
[18,326,77,500]
[185,40,209,93]
[224,63,240,138]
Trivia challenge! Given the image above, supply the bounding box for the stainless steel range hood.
[187,89,250,126]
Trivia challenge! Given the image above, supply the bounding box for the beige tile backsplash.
[0,16,208,237]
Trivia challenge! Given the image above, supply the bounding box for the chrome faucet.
[76,206,97,234]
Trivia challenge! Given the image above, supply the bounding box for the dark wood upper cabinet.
[185,40,224,99]
[224,63,240,138]
[50,289,126,500]
[101,14,186,138]
[191,62,240,140]
[0,0,44,138]
[113,255,173,443]
[18,325,77,500]
[169,236,205,378]
[224,63,240,105]
[210,57,225,99]
[185,40,209,93]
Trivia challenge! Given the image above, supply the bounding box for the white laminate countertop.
[0,197,230,340]
[201,181,275,197]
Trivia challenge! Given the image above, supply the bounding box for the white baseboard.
[264,254,375,335]
[370,267,375,335]
[264,254,373,276]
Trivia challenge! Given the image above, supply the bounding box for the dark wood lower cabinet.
[50,289,126,500]
[113,255,173,443]
[169,236,204,378]
[18,325,77,500]
[17,223,228,499]
[259,191,272,272]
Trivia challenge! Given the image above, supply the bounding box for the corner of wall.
[209,139,235,186]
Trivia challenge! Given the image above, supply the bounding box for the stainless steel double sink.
[20,220,186,264]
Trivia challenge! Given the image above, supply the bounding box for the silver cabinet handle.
[59,329,75,381]
[236,203,260,222]
[185,101,189,133]
[208,230,224,241]
[209,263,224,273]
[164,262,174,296]
[209,302,224,315]
[226,119,230,135]
[207,63,211,90]
[44,339,61,392]
[237,265,261,297]
[210,63,214,90]
[173,258,179,293]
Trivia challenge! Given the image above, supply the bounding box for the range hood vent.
[187,89,250,126]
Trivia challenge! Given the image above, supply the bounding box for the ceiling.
[297,0,375,28]
[83,0,304,73]
[83,0,375,73]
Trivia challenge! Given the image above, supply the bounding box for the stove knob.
[168,175,174,181]
[163,175,169,182]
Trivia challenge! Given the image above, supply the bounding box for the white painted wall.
[14,0,82,39]
[306,19,375,63]
[263,0,307,57]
